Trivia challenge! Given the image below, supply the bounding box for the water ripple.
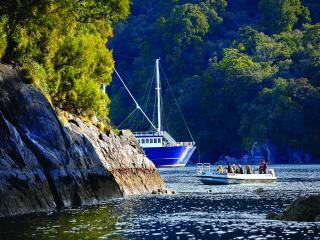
[0,165,320,239]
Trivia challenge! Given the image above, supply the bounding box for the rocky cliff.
[0,64,164,218]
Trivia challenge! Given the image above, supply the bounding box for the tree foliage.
[259,0,311,34]
[0,0,129,121]
[109,0,320,161]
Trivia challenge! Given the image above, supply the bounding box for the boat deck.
[196,163,277,185]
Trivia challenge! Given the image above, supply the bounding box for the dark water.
[1,165,320,239]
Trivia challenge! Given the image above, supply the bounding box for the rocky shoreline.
[0,64,164,218]
[267,194,320,222]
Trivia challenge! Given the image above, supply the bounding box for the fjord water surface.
[1,165,320,239]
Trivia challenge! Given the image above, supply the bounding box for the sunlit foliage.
[0,0,129,121]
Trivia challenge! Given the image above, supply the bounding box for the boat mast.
[156,58,161,133]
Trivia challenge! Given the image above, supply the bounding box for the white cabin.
[134,131,168,148]
[134,131,194,148]
[136,136,163,148]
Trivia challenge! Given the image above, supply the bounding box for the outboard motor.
[268,169,276,177]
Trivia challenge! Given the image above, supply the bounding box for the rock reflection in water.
[0,165,320,239]
[0,204,125,239]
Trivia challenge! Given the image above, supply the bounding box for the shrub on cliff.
[0,0,129,121]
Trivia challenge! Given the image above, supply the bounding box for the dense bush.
[109,0,320,160]
[0,0,129,121]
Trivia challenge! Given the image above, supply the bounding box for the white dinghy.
[196,163,277,185]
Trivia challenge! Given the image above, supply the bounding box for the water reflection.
[0,165,320,239]
[0,204,125,239]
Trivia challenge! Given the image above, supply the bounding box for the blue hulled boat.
[114,59,196,167]
[134,131,196,167]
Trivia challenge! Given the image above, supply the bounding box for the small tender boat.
[196,163,277,185]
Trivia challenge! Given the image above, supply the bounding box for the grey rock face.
[0,64,164,217]
[267,194,320,221]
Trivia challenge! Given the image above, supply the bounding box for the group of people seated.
[216,160,268,174]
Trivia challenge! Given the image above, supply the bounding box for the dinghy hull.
[197,172,277,185]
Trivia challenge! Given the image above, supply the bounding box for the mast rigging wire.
[159,63,195,143]
[159,63,201,162]
[113,67,157,130]
[117,107,138,129]
[138,67,155,130]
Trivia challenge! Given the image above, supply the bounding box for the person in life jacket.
[225,162,232,173]
[237,164,244,174]
[217,165,223,173]
[245,165,252,174]
[259,160,267,174]
[232,164,236,173]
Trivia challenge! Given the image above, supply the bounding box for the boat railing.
[134,131,194,147]
[196,163,211,175]
[162,131,177,145]
[133,131,161,136]
[177,141,195,146]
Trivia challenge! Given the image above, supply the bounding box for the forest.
[0,0,319,162]
[108,0,320,162]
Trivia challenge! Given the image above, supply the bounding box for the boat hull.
[143,145,196,167]
[197,172,277,185]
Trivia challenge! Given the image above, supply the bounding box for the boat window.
[158,138,161,143]
[146,139,149,143]
[142,139,145,144]
[137,139,140,144]
[150,139,153,143]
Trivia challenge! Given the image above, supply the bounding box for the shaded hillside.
[109,0,320,162]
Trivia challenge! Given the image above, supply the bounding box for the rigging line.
[113,67,157,130]
[161,94,169,133]
[159,63,195,143]
[117,108,138,129]
[141,66,155,107]
[151,91,157,130]
[130,105,140,130]
[144,69,155,115]
[139,67,155,130]
[143,87,154,131]
[197,144,201,163]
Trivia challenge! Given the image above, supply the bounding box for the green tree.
[240,78,304,150]
[0,0,129,121]
[294,23,320,86]
[157,3,209,78]
[288,78,320,156]
[108,0,320,161]
[259,0,311,34]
